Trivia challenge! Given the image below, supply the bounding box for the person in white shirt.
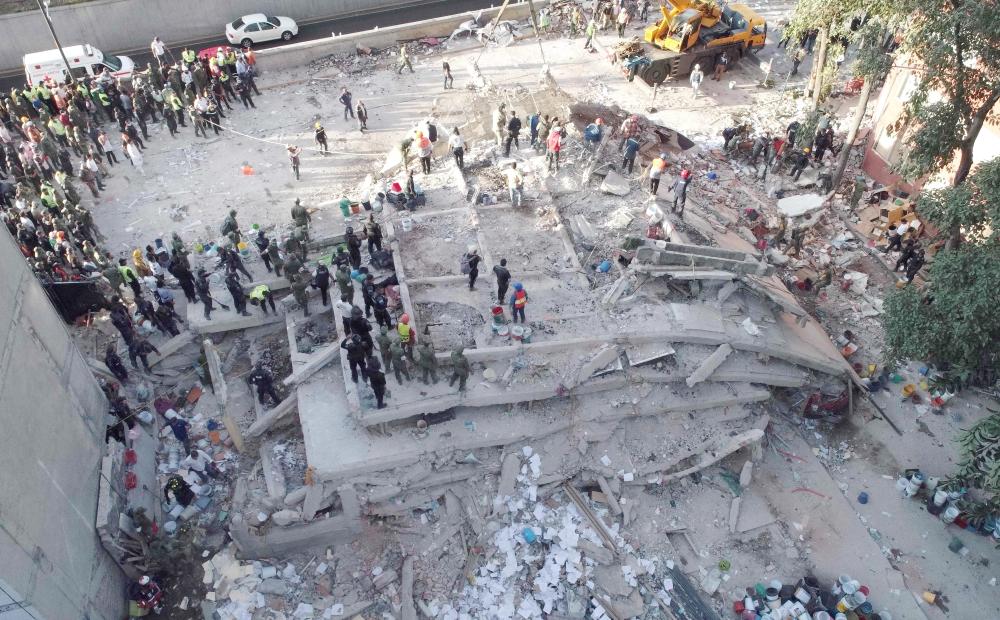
[151,37,166,66]
[503,162,524,208]
[448,127,465,169]
[181,448,220,482]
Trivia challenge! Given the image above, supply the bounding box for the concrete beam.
[245,395,298,438]
[229,512,360,560]
[203,339,228,407]
[302,482,325,522]
[260,442,287,501]
[192,311,286,335]
[493,452,521,515]
[148,332,195,367]
[358,374,627,426]
[686,344,734,387]
[283,343,340,387]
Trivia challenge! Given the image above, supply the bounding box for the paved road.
[1,0,499,90]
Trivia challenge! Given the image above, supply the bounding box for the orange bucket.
[241,165,254,176]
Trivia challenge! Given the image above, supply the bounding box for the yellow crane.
[634,0,767,85]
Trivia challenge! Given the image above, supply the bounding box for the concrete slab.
[188,306,286,334]
[260,442,287,501]
[229,512,361,560]
[148,332,195,366]
[685,344,733,387]
[301,363,769,482]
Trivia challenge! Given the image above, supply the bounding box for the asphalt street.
[2,0,500,90]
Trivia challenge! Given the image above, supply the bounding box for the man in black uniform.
[349,306,374,352]
[128,337,160,373]
[195,268,216,320]
[493,257,511,304]
[312,263,331,306]
[346,227,362,269]
[255,230,273,272]
[105,345,129,383]
[341,334,368,383]
[248,361,281,404]
[366,356,387,408]
[225,272,251,316]
[361,274,377,317]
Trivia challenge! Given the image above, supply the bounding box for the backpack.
[460,253,472,274]
[427,123,437,142]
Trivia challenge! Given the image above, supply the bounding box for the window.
[244,23,260,32]
[231,18,245,29]
[259,21,276,30]
[897,73,918,101]
[102,54,122,71]
[265,16,280,25]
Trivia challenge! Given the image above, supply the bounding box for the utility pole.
[35,0,75,84]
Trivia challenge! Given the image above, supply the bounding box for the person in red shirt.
[546,127,562,172]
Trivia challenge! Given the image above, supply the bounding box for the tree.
[895,0,1000,188]
[883,241,1000,376]
[915,157,1000,242]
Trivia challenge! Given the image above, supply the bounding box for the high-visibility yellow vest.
[182,49,196,64]
[397,323,412,343]
[249,285,269,301]
[118,266,136,282]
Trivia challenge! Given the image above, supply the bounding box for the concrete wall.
[257,2,535,72]
[0,0,442,74]
[0,231,125,619]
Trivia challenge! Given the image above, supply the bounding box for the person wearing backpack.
[461,246,481,290]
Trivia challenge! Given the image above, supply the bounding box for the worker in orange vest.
[648,153,667,194]
[510,282,528,323]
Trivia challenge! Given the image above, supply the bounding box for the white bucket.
[941,505,960,523]
[163,520,177,535]
[904,478,922,497]
[933,489,949,507]
[137,410,154,425]
[794,587,811,604]
[401,217,413,232]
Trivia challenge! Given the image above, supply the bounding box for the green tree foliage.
[895,0,1000,186]
[916,158,1000,242]
[883,239,1000,375]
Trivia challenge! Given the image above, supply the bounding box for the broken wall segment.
[634,242,773,276]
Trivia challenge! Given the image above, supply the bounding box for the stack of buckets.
[897,470,970,529]
[490,305,532,342]
[733,574,892,620]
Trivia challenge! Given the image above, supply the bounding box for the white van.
[22,44,135,86]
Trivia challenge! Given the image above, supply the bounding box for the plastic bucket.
[496,325,510,338]
[510,325,525,341]
[521,327,533,343]
[941,505,960,523]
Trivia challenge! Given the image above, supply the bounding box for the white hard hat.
[139,576,151,585]
[164,409,177,420]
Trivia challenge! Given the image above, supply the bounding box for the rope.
[202,118,357,156]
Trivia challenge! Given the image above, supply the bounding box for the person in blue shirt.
[622,136,640,174]
[528,112,541,147]
[164,410,191,450]
[584,118,604,151]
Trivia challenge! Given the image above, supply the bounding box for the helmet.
[351,334,362,344]
[415,131,423,138]
[680,169,691,179]
[380,325,388,335]
[314,122,322,129]
[513,282,523,291]
[400,313,410,324]
[803,147,811,153]
[346,226,353,234]
[595,118,604,125]
[139,576,151,586]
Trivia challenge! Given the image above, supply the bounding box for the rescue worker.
[313,263,330,306]
[671,169,691,214]
[361,273,377,316]
[372,290,392,329]
[225,272,250,316]
[365,214,383,255]
[397,313,415,360]
[464,247,481,290]
[195,268,216,319]
[346,227,362,269]
[128,337,160,373]
[220,209,241,243]
[248,362,281,405]
[416,340,438,384]
[118,258,142,297]
[155,303,183,336]
[249,283,277,315]
[291,273,310,317]
[366,356,387,408]
[375,325,393,372]
[449,347,471,392]
[504,110,522,157]
[387,340,410,384]
[648,153,667,194]
[266,235,284,276]
[335,263,355,302]
[546,127,562,172]
[105,345,129,383]
[291,198,311,238]
[510,282,528,323]
[314,122,328,154]
[164,474,195,506]
[789,147,811,181]
[493,258,511,304]
[341,334,368,383]
[397,45,414,74]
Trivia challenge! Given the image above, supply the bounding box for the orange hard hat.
[401,314,410,324]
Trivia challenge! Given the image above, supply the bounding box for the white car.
[226,14,299,47]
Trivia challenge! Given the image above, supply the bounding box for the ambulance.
[23,44,134,85]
